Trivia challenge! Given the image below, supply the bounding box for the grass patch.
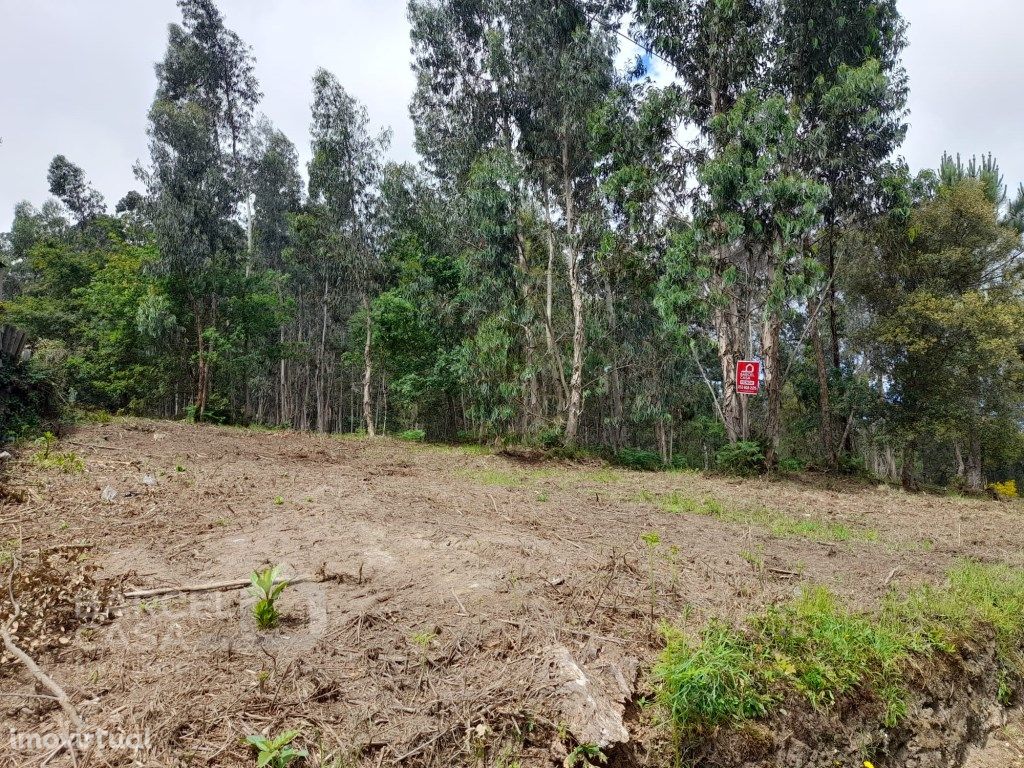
[462,465,620,489]
[462,468,528,487]
[30,450,84,475]
[653,492,875,542]
[656,561,1024,741]
[396,428,426,442]
[31,450,85,473]
[27,431,85,474]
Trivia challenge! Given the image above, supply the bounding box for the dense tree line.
[2,0,1023,491]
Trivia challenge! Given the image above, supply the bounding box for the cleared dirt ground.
[3,418,1024,767]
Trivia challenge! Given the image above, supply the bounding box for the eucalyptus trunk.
[562,139,585,444]
[713,271,745,443]
[362,294,375,437]
[762,307,782,468]
[811,317,837,468]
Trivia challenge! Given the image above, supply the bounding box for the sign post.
[736,360,761,396]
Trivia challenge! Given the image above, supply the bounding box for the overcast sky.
[2,0,1023,230]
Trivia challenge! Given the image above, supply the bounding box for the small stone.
[101,486,117,502]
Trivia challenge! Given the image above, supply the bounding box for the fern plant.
[246,730,307,767]
[250,565,287,629]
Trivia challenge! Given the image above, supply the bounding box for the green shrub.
[614,447,665,471]
[533,425,564,450]
[397,428,426,442]
[714,441,765,475]
[670,455,693,470]
[656,561,1024,741]
[777,457,805,474]
[0,363,60,444]
[838,454,867,476]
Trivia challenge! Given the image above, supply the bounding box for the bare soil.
[2,418,1023,767]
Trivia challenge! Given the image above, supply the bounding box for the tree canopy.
[3,0,1023,492]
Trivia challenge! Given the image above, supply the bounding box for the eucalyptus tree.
[142,0,261,419]
[306,68,390,434]
[590,78,687,451]
[637,0,908,466]
[409,0,544,434]
[638,0,823,459]
[775,0,908,465]
[409,0,621,442]
[241,119,303,422]
[250,120,303,272]
[46,156,105,225]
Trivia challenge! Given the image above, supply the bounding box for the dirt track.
[3,419,1024,767]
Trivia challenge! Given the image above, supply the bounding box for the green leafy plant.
[250,565,287,629]
[31,432,85,473]
[34,430,57,457]
[397,428,426,442]
[533,425,564,450]
[777,457,805,474]
[246,730,307,768]
[656,561,1024,741]
[613,447,664,471]
[564,743,607,767]
[714,441,765,476]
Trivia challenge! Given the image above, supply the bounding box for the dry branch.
[123,574,320,599]
[1,625,85,731]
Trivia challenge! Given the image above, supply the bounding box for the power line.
[552,0,680,74]
[551,0,689,156]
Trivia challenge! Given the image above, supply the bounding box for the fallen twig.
[883,566,901,587]
[1,625,85,731]
[123,573,320,599]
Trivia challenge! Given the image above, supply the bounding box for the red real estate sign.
[736,360,761,395]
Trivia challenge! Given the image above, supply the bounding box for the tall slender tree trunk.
[362,294,375,437]
[964,429,983,493]
[901,438,918,491]
[761,307,783,468]
[811,317,837,468]
[953,441,966,483]
[713,270,745,443]
[827,228,841,370]
[316,272,330,431]
[561,139,585,443]
[655,417,668,464]
[194,298,209,421]
[279,327,287,426]
[565,263,585,443]
[603,274,625,451]
[544,192,569,416]
[515,230,540,433]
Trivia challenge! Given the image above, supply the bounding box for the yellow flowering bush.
[989,479,1018,500]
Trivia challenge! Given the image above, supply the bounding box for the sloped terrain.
[2,419,1023,767]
